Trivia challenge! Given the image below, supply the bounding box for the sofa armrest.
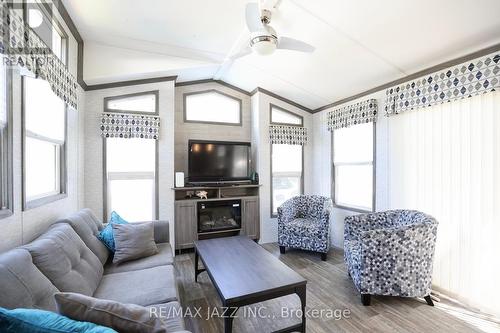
[134,220,170,244]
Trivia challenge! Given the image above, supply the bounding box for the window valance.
[101,113,160,140]
[327,99,377,131]
[0,0,78,109]
[269,125,307,145]
[385,52,500,115]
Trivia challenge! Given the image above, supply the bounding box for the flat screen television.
[188,140,251,184]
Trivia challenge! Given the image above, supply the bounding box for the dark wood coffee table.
[194,235,307,333]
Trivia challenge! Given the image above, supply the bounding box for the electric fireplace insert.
[197,200,242,233]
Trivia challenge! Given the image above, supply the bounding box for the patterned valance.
[0,0,78,109]
[269,125,307,145]
[327,99,377,131]
[101,113,160,140]
[385,52,500,115]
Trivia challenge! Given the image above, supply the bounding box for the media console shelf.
[172,185,260,250]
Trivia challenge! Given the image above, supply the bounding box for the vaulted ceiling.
[62,0,500,109]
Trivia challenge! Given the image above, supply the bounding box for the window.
[104,91,158,114]
[105,138,156,222]
[23,77,66,208]
[184,90,241,125]
[271,144,303,216]
[332,122,375,212]
[0,56,13,217]
[270,106,304,216]
[26,2,67,64]
[104,92,158,222]
[270,104,303,125]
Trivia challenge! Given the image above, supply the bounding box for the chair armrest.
[277,199,297,225]
[134,220,170,244]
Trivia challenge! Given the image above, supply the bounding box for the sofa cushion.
[112,222,158,264]
[98,212,129,252]
[57,209,109,264]
[93,265,177,306]
[104,243,173,275]
[285,218,321,234]
[0,307,116,333]
[0,249,59,311]
[55,292,170,333]
[23,223,104,296]
[147,302,186,333]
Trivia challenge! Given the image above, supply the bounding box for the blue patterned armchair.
[344,210,438,306]
[277,195,332,261]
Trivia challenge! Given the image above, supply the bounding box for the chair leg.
[279,246,286,254]
[424,295,434,306]
[361,294,371,306]
[321,252,327,261]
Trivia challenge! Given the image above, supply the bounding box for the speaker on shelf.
[175,172,185,188]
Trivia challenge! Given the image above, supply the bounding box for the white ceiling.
[63,0,500,109]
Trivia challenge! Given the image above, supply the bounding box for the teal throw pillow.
[0,307,117,333]
[97,211,129,252]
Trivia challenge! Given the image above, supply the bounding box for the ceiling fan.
[231,2,315,59]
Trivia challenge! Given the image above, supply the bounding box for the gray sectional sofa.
[0,209,189,333]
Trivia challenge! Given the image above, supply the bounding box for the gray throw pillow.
[112,222,159,264]
[54,292,166,333]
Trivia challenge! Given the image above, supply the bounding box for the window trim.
[331,123,376,213]
[270,143,304,218]
[102,138,159,223]
[0,66,13,219]
[103,90,160,115]
[21,76,68,210]
[269,103,304,126]
[183,89,243,126]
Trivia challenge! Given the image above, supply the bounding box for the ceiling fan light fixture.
[250,35,277,55]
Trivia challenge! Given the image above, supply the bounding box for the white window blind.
[388,91,500,317]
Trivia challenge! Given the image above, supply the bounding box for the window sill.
[24,193,67,211]
[0,209,13,219]
[332,203,373,214]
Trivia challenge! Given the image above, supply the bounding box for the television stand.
[172,184,260,250]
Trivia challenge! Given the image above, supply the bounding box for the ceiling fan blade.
[245,3,263,32]
[230,47,252,60]
[278,36,315,53]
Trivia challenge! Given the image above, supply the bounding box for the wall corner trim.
[85,76,178,91]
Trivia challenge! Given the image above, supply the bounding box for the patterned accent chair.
[344,210,438,306]
[277,195,332,261]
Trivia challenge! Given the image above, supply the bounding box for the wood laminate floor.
[175,243,500,333]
